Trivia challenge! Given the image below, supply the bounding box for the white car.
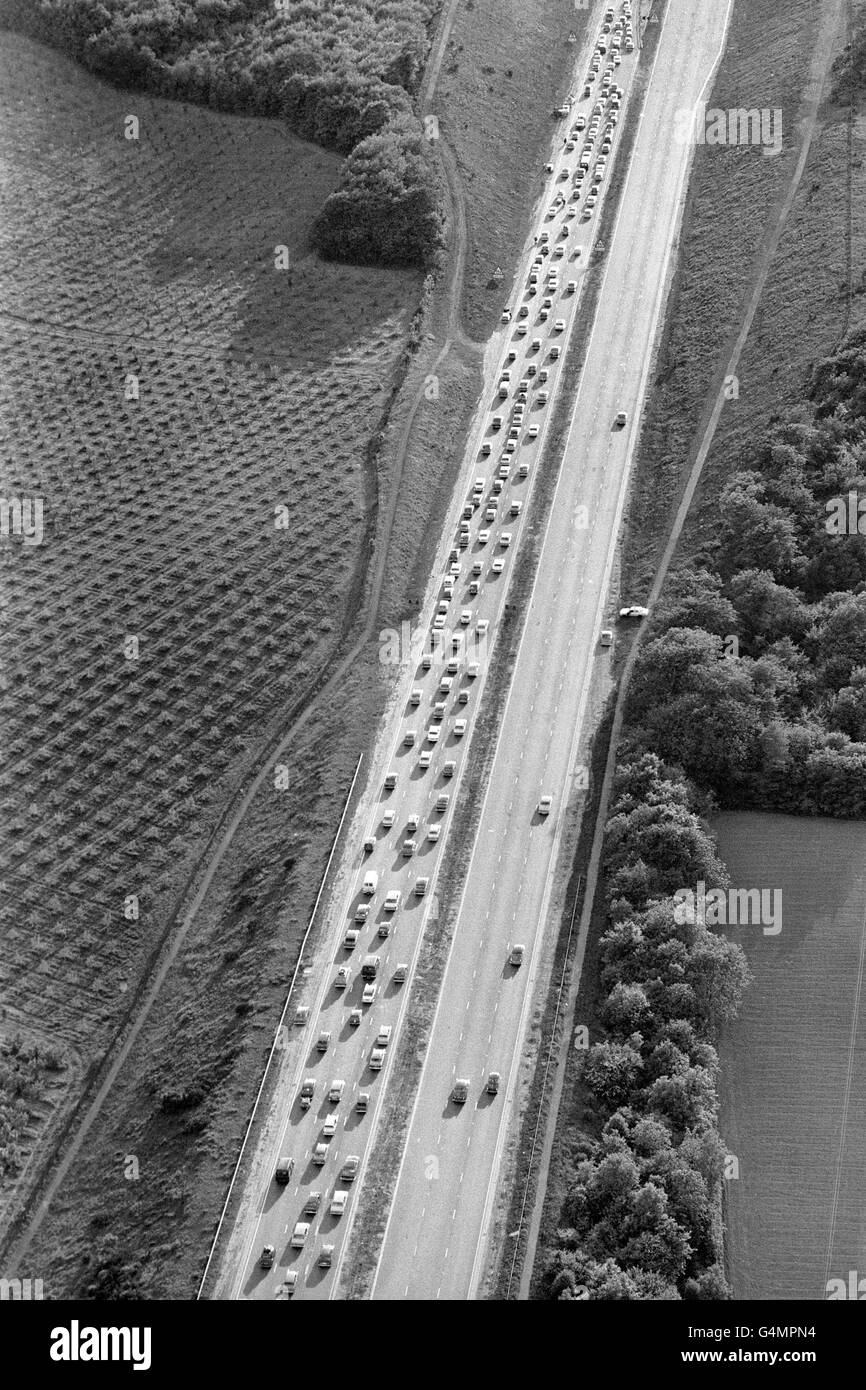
[477,618,490,634]
[500,532,513,548]
[362,981,376,1005]
[454,719,467,737]
[382,809,396,827]
[538,795,552,815]
[343,928,359,950]
[554,319,566,332]
[419,750,432,768]
[376,1025,393,1047]
[428,823,441,842]
[334,965,350,990]
[427,727,440,744]
[407,813,420,831]
[330,1190,348,1218]
[329,1079,345,1102]
[460,609,472,626]
[492,558,505,574]
[479,529,491,544]
[322,1114,338,1138]
[619,604,649,619]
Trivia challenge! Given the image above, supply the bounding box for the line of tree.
[0,0,444,267]
[626,330,866,816]
[543,754,750,1300]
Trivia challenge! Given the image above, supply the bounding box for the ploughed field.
[0,34,417,1130]
[715,811,866,1300]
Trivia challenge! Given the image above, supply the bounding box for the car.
[487,1071,501,1095]
[394,963,409,983]
[334,965,350,990]
[517,305,529,319]
[460,608,472,626]
[428,824,441,842]
[316,1030,330,1053]
[318,1245,335,1269]
[312,1142,328,1166]
[363,835,376,853]
[614,410,627,426]
[407,812,421,830]
[410,688,422,706]
[330,1190,348,1218]
[515,323,527,336]
[510,500,523,517]
[322,1114,338,1138]
[600,628,614,647]
[370,1047,386,1071]
[501,308,512,323]
[481,441,492,457]
[544,161,554,172]
[454,718,468,737]
[403,728,417,747]
[415,875,430,895]
[356,1092,370,1114]
[281,1271,298,1297]
[479,529,491,544]
[427,727,439,744]
[349,1006,362,1026]
[382,808,396,828]
[376,1025,393,1047]
[354,903,369,922]
[341,1155,361,1182]
[402,838,416,857]
[303,1190,322,1215]
[509,943,526,966]
[343,927,359,951]
[433,613,446,631]
[294,1005,309,1027]
[275,1155,295,1185]
[451,1078,470,1104]
[384,889,402,912]
[260,1242,275,1269]
[477,618,490,634]
[419,750,433,768]
[492,558,505,575]
[439,675,453,694]
[554,318,566,333]
[328,1079,345,1103]
[500,531,513,548]
[291,1221,310,1248]
[619,604,649,619]
[299,1078,315,1109]
[538,794,552,815]
[443,759,457,778]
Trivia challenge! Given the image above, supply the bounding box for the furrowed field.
[0,31,419,1229]
[715,812,866,1300]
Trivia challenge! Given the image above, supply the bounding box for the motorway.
[221,0,731,1302]
[371,0,733,1300]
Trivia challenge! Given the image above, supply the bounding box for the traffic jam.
[253,1,637,1300]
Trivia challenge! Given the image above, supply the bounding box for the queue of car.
[260,0,639,1296]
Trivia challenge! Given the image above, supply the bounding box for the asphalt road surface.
[371,0,733,1301]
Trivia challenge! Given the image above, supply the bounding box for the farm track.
[0,17,483,1272]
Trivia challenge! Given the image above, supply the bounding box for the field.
[714,811,866,1300]
[0,30,421,1267]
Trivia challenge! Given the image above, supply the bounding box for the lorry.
[361,954,380,981]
